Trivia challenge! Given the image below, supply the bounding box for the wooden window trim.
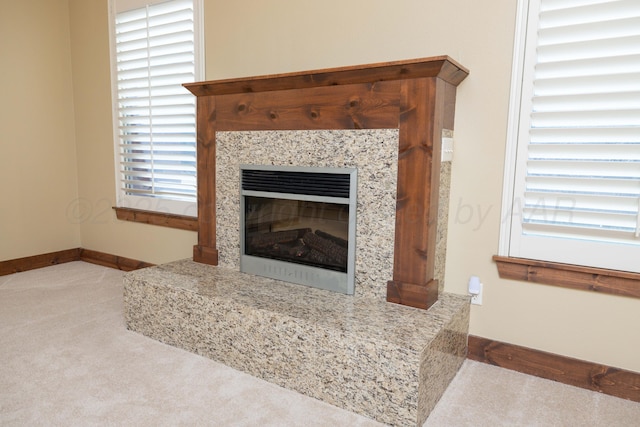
[113,207,198,232]
[493,256,640,299]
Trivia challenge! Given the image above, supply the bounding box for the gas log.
[246,228,349,271]
[315,229,348,249]
[247,228,311,248]
[302,231,348,267]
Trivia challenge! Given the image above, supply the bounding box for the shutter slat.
[122,173,196,183]
[528,160,640,179]
[522,222,638,245]
[119,127,194,135]
[523,208,637,230]
[124,184,196,193]
[532,91,640,112]
[120,152,196,162]
[531,109,640,127]
[539,16,640,46]
[122,164,196,173]
[530,127,640,143]
[533,72,640,96]
[535,54,640,79]
[540,0,640,28]
[538,35,640,63]
[526,176,640,196]
[524,191,639,214]
[120,142,196,150]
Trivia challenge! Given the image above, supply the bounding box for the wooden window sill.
[493,255,640,299]
[113,207,198,231]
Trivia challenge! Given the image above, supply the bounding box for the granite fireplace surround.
[124,58,470,426]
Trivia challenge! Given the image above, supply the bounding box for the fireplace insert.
[240,165,357,294]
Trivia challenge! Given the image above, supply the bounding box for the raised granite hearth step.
[124,259,469,427]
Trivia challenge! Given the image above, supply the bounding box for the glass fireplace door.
[244,196,350,272]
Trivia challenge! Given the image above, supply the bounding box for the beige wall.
[68,0,197,264]
[0,0,81,260]
[6,0,636,373]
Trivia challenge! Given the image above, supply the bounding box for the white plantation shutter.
[507,0,640,272]
[111,0,200,215]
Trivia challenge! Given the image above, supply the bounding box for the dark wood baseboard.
[0,248,82,276]
[79,249,154,271]
[468,335,640,403]
[0,248,153,276]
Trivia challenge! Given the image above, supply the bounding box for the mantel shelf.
[184,56,469,96]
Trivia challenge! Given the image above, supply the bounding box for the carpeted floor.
[1,261,638,426]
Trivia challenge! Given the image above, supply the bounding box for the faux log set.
[246,229,348,271]
[247,228,310,248]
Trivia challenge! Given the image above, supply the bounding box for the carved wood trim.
[113,207,198,231]
[215,82,401,131]
[185,57,469,310]
[493,256,640,299]
[468,335,640,403]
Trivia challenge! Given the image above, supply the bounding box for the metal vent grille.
[242,169,351,198]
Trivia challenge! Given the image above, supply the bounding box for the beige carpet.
[1,262,638,426]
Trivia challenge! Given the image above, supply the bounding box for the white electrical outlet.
[470,282,483,305]
[441,137,454,162]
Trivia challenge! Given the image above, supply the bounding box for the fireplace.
[240,165,357,294]
[125,57,470,426]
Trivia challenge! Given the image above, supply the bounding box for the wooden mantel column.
[386,77,453,309]
[192,95,219,265]
[184,57,468,310]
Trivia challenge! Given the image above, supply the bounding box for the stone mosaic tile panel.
[216,129,398,300]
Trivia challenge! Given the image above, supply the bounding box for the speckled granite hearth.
[124,260,468,426]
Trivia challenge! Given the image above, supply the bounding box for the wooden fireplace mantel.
[184,56,469,310]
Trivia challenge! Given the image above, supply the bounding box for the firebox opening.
[245,197,350,272]
[240,165,357,294]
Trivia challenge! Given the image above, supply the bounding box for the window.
[500,0,640,273]
[109,0,202,217]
